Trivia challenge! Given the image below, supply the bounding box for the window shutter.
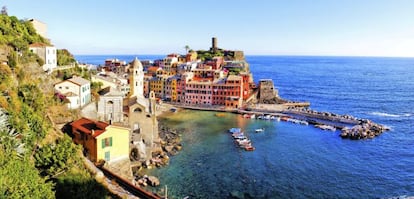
[109,137,112,147]
[102,139,105,148]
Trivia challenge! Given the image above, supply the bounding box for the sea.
[76,55,414,199]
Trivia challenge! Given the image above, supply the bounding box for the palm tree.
[184,45,190,54]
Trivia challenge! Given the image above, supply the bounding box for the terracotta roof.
[147,66,160,72]
[68,76,90,86]
[71,117,109,138]
[29,42,53,48]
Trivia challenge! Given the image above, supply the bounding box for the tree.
[0,143,54,198]
[1,6,7,16]
[34,135,81,177]
[184,45,190,54]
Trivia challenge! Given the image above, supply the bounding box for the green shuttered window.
[102,137,113,148]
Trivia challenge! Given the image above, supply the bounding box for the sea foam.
[370,112,411,118]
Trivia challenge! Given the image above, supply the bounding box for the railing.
[98,166,162,199]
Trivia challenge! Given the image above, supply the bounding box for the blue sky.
[3,0,414,57]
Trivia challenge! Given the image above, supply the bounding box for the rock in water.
[147,176,160,187]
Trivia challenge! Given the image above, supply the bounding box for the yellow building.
[165,76,178,101]
[71,117,130,162]
[149,75,167,99]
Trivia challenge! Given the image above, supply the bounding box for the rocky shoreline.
[133,122,183,188]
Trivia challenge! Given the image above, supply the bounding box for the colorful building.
[71,118,130,163]
[164,76,178,101]
[212,75,243,108]
[185,80,213,106]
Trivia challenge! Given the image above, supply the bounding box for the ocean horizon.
[76,55,414,198]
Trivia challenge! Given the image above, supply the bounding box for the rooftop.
[29,42,53,48]
[71,117,109,138]
[67,76,90,86]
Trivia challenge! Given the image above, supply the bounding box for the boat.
[236,138,251,145]
[244,145,255,151]
[229,128,241,133]
[255,128,265,133]
[215,113,226,117]
[273,116,281,122]
[250,114,256,119]
[280,116,290,121]
[315,124,336,131]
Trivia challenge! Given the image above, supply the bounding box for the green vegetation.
[197,49,223,61]
[54,65,92,81]
[0,145,55,199]
[0,14,49,51]
[57,49,76,66]
[0,13,116,198]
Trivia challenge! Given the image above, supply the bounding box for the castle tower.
[129,57,144,99]
[212,37,218,53]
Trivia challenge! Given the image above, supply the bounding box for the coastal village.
[1,16,391,198]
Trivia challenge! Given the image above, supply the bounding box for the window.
[102,137,113,148]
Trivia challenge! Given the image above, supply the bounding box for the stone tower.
[258,79,279,102]
[212,37,218,53]
[129,57,144,99]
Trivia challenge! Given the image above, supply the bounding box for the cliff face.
[0,45,10,63]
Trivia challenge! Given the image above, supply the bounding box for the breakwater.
[169,102,390,139]
[283,108,390,139]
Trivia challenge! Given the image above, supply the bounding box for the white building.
[29,43,57,72]
[54,76,91,109]
[97,87,124,123]
[29,19,48,39]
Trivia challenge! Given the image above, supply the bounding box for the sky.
[3,0,414,57]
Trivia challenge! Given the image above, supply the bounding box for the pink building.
[184,80,212,106]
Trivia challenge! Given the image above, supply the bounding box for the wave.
[369,112,411,118]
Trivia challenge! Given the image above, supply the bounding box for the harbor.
[170,101,390,140]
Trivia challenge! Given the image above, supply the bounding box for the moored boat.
[255,128,265,133]
[244,145,255,151]
[315,124,336,131]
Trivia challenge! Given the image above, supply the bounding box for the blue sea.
[76,55,414,199]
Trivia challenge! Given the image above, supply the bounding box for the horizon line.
[74,53,414,59]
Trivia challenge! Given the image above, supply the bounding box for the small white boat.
[315,124,336,131]
[255,128,265,133]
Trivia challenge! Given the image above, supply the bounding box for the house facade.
[97,87,124,123]
[71,117,130,162]
[54,76,91,109]
[29,42,57,72]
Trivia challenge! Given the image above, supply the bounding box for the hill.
[0,12,117,198]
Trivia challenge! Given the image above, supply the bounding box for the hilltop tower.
[212,37,218,53]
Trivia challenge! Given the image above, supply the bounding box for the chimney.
[92,129,95,136]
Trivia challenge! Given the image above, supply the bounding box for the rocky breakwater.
[285,107,390,140]
[340,119,390,140]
